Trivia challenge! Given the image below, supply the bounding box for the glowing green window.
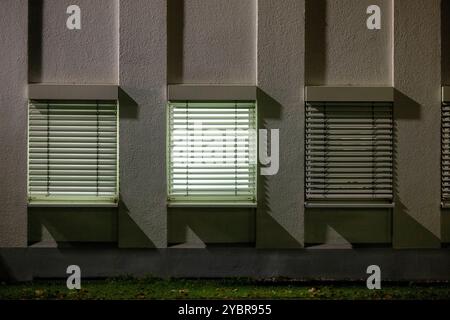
[167,101,257,207]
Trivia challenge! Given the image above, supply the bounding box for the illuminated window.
[167,101,257,206]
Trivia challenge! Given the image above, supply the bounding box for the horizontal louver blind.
[442,103,450,204]
[28,100,118,203]
[168,101,257,203]
[305,102,393,202]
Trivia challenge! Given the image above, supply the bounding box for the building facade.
[0,0,449,280]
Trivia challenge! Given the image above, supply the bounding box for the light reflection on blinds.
[168,101,257,203]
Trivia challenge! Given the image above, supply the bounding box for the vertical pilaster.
[256,0,305,247]
[0,0,28,247]
[118,0,167,247]
[393,0,441,248]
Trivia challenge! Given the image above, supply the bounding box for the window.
[167,101,257,206]
[305,102,393,207]
[28,100,119,206]
[442,102,450,207]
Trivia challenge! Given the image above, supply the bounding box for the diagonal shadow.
[256,88,302,248]
[28,0,43,83]
[393,89,440,247]
[118,200,156,248]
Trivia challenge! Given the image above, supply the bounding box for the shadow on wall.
[0,255,12,282]
[117,88,157,248]
[442,0,450,85]
[442,209,450,243]
[305,0,326,85]
[305,209,392,246]
[256,89,302,248]
[118,200,156,248]
[167,208,256,247]
[28,0,43,82]
[28,207,118,245]
[167,0,184,83]
[393,89,441,247]
[119,88,139,119]
[0,251,31,282]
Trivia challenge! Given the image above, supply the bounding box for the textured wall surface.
[306,0,393,86]
[28,208,117,243]
[393,0,441,248]
[168,0,256,84]
[305,210,391,244]
[168,209,255,245]
[0,0,448,249]
[29,0,118,84]
[0,0,28,247]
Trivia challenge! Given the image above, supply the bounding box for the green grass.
[0,278,449,300]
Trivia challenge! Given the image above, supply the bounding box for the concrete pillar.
[0,0,28,247]
[393,0,441,248]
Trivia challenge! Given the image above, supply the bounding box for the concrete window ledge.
[167,84,257,101]
[305,86,394,102]
[441,202,450,209]
[442,86,450,102]
[28,201,118,208]
[28,84,119,100]
[305,202,395,209]
[167,202,257,208]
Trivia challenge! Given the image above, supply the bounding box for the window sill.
[305,202,395,209]
[441,202,450,209]
[167,201,257,208]
[28,201,118,208]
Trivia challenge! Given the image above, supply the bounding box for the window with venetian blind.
[167,101,257,206]
[305,101,394,207]
[442,102,450,207]
[28,100,119,206]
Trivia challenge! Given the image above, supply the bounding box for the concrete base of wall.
[1,247,449,282]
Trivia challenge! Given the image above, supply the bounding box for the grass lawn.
[0,278,449,300]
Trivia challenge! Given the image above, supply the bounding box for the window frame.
[27,99,120,207]
[442,101,450,208]
[304,86,395,209]
[166,100,258,208]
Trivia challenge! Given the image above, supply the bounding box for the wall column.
[118,0,167,247]
[256,0,306,248]
[393,0,441,248]
[0,0,28,247]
